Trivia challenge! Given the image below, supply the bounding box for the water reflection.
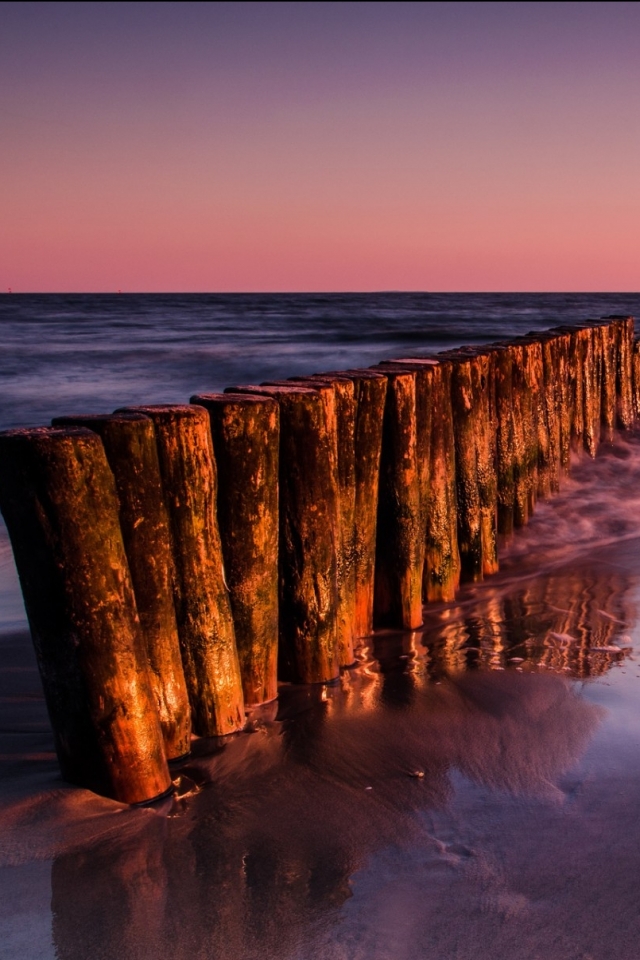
[36,444,640,959]
[419,562,635,681]
[50,550,624,960]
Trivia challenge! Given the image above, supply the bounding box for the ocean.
[1,292,640,960]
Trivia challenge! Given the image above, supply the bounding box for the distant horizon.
[3,289,640,297]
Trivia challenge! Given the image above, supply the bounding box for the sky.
[1,0,640,292]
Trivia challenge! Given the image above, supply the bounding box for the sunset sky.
[2,1,640,292]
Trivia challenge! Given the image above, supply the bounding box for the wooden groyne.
[0,316,637,803]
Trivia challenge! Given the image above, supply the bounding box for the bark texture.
[53,412,191,759]
[284,376,358,666]
[372,369,423,628]
[317,370,387,639]
[225,385,340,683]
[0,427,171,803]
[191,394,280,705]
[119,405,244,737]
[442,348,498,580]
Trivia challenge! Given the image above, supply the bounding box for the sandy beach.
[2,431,640,959]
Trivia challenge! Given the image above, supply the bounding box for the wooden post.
[520,338,544,511]
[274,375,358,667]
[52,413,191,760]
[548,326,577,474]
[519,335,556,497]
[598,320,618,441]
[377,358,460,602]
[118,404,244,737]
[441,347,498,579]
[577,325,600,458]
[538,334,562,496]
[633,337,640,421]
[0,426,171,803]
[224,385,340,683]
[315,370,388,639]
[606,315,635,429]
[190,394,280,706]
[423,358,461,601]
[492,343,516,536]
[376,360,432,559]
[371,368,423,629]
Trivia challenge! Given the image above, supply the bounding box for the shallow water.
[1,294,640,959]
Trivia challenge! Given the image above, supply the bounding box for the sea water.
[1,293,640,960]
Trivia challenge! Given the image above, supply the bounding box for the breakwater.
[0,316,637,803]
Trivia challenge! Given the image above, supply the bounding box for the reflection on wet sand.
[51,588,613,959]
[28,439,640,958]
[418,564,636,681]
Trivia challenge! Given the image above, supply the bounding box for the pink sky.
[2,1,640,292]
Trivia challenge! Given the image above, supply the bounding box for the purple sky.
[2,1,640,291]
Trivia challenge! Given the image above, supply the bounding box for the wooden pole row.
[0,316,634,803]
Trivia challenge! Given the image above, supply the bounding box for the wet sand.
[3,434,640,959]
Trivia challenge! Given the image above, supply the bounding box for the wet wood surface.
[371,368,423,629]
[52,412,191,760]
[119,404,244,737]
[225,385,340,683]
[0,426,171,803]
[191,394,280,706]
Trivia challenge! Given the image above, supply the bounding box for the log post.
[0,427,171,803]
[276,376,358,666]
[118,405,244,737]
[376,360,432,553]
[190,394,280,706]
[520,335,556,497]
[441,347,498,579]
[520,338,543,511]
[52,413,191,760]
[539,334,562,495]
[598,320,618,441]
[606,315,635,429]
[371,368,423,629]
[423,359,461,601]
[633,337,640,421]
[224,385,340,684]
[548,326,579,473]
[377,358,460,602]
[315,370,388,639]
[578,325,600,458]
[492,344,516,536]
[554,330,574,476]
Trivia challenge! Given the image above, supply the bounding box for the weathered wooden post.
[275,375,358,666]
[316,369,388,639]
[224,384,340,683]
[0,426,171,803]
[118,404,244,737]
[577,325,600,458]
[190,394,280,706]
[423,358,461,601]
[371,367,423,629]
[52,412,191,760]
[377,357,460,602]
[632,337,640,421]
[376,360,432,539]
[537,333,562,496]
[441,346,498,579]
[548,325,579,472]
[598,320,618,441]
[491,343,516,536]
[518,335,555,498]
[607,315,635,429]
[553,329,574,476]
